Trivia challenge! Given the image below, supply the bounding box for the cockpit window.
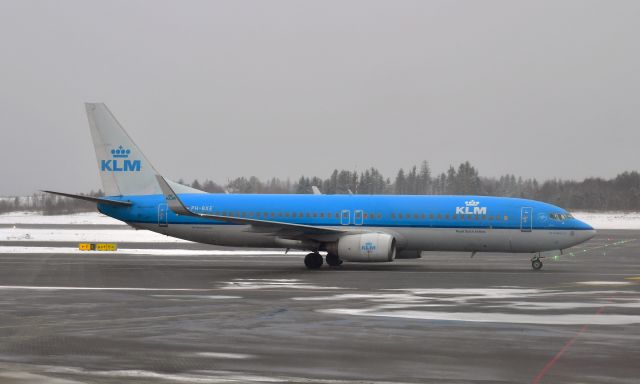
[550,212,573,220]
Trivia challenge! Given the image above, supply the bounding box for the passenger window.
[270,212,275,218]
[320,212,325,218]
[242,212,247,217]
[489,215,493,221]
[278,212,283,217]
[377,213,382,219]
[504,215,509,221]
[475,215,479,220]
[452,214,457,220]
[398,213,403,219]
[313,212,318,218]
[482,215,486,220]
[306,212,311,218]
[445,214,450,219]
[437,213,442,219]
[429,213,434,219]
[414,214,419,219]
[363,213,368,219]
[407,213,411,219]
[421,213,426,219]
[292,212,297,218]
[391,213,396,219]
[328,212,333,218]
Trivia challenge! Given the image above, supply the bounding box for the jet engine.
[326,233,396,262]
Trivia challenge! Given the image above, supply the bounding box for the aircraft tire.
[531,259,543,270]
[325,253,343,267]
[304,252,323,269]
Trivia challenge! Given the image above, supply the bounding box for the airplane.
[45,103,596,270]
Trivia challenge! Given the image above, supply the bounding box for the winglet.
[155,175,192,215]
[311,186,322,195]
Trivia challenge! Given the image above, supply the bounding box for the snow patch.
[572,211,640,230]
[321,308,640,325]
[575,281,633,286]
[0,211,122,225]
[1,227,189,242]
[194,352,254,359]
[222,278,344,290]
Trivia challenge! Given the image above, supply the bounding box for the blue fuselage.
[99,194,595,254]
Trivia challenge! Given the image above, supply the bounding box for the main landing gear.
[304,252,343,269]
[531,254,544,270]
[325,253,343,267]
[304,252,323,269]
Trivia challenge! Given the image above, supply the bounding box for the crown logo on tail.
[111,146,131,158]
[465,200,480,207]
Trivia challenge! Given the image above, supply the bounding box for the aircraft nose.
[584,228,597,241]
[577,220,596,242]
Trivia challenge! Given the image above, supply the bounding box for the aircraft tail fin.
[85,103,204,197]
[86,103,161,196]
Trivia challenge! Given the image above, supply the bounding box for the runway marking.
[0,285,207,291]
[574,281,632,286]
[40,366,411,384]
[548,238,636,261]
[0,246,304,256]
[221,278,345,290]
[531,305,607,384]
[194,352,254,359]
[153,294,242,300]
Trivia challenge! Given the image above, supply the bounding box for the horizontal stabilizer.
[41,190,132,207]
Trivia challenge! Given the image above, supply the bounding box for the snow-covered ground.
[0,211,122,225]
[571,211,640,230]
[1,210,639,230]
[1,227,188,243]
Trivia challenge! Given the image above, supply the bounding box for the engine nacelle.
[328,233,396,262]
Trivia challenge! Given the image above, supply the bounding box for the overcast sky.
[1,0,639,195]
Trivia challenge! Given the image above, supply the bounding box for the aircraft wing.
[155,175,346,239]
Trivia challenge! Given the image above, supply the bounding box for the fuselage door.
[341,210,350,225]
[520,207,533,232]
[354,210,363,226]
[158,203,168,227]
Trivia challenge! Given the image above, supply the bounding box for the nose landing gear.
[531,254,544,270]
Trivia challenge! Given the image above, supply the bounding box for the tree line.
[2,161,639,215]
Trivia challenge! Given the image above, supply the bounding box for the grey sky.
[1,0,639,195]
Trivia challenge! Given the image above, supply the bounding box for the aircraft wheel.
[304,252,323,269]
[531,258,543,270]
[325,253,343,267]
